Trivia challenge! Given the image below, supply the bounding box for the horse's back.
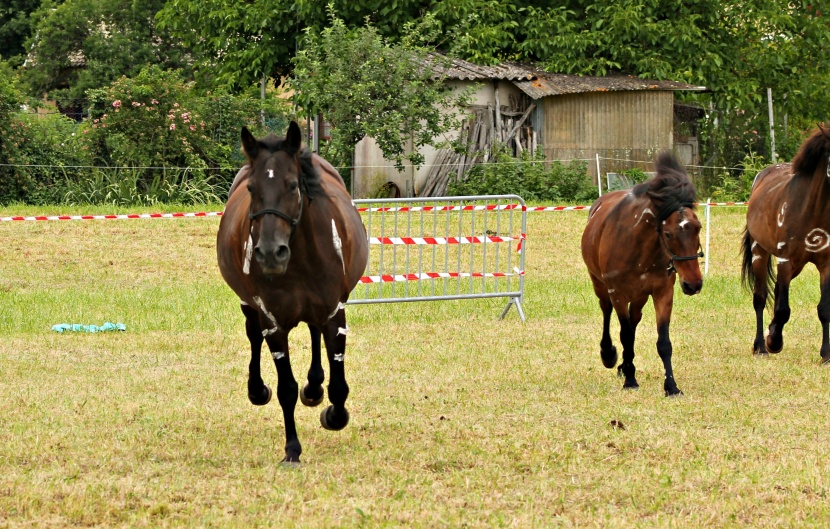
[581,190,631,279]
[745,163,794,249]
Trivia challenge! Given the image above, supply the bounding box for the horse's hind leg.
[590,276,617,368]
[300,324,325,407]
[241,303,272,406]
[264,329,302,463]
[767,260,796,354]
[750,248,772,355]
[319,310,350,431]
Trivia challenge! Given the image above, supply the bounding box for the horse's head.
[660,207,703,295]
[241,122,305,276]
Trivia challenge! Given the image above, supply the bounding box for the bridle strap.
[658,230,704,275]
[248,192,305,243]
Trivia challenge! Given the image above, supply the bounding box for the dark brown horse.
[581,152,704,396]
[217,122,368,462]
[741,125,830,362]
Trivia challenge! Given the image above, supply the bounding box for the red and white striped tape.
[0,201,748,222]
[0,211,222,222]
[358,270,524,284]
[369,233,525,245]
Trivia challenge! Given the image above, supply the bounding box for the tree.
[22,0,196,104]
[156,0,429,92]
[0,0,47,65]
[289,8,469,175]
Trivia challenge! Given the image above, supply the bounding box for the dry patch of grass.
[2,204,830,527]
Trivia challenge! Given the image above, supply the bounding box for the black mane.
[257,133,325,199]
[632,151,696,223]
[792,125,830,179]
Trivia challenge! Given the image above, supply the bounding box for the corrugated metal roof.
[430,54,708,98]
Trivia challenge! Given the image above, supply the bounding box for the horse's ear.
[286,121,302,154]
[819,123,830,141]
[241,126,259,160]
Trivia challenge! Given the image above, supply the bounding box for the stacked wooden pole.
[419,99,537,197]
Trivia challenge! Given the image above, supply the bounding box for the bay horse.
[741,125,830,362]
[216,122,368,462]
[581,152,704,396]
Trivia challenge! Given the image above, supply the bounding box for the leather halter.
[657,217,704,275]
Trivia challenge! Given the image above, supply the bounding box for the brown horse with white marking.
[741,125,830,362]
[217,122,368,462]
[581,152,703,396]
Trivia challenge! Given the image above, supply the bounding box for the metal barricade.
[348,195,527,321]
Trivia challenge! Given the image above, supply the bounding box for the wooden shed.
[352,57,707,197]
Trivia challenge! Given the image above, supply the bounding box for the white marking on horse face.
[333,353,344,362]
[778,257,789,262]
[337,325,349,336]
[752,255,760,262]
[243,233,253,275]
[805,228,830,252]
[640,274,647,281]
[777,202,787,227]
[272,351,285,360]
[679,219,689,229]
[332,219,345,275]
[253,296,279,328]
[328,301,346,320]
[777,242,786,249]
[267,169,274,179]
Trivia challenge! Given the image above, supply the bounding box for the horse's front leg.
[816,265,830,363]
[319,309,350,431]
[653,286,682,396]
[263,327,302,463]
[766,259,795,354]
[241,303,271,405]
[612,298,639,390]
[300,324,325,407]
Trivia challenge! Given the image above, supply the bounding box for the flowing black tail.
[740,227,775,305]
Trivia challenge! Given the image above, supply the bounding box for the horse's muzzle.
[681,279,702,296]
[254,243,291,275]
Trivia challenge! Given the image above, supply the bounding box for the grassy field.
[2,203,830,528]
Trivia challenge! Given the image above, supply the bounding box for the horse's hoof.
[821,355,830,366]
[765,334,783,354]
[665,388,684,397]
[601,346,618,369]
[622,382,640,391]
[248,384,272,406]
[320,406,349,431]
[300,383,324,407]
[280,455,301,466]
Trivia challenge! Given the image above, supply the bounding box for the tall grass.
[1,205,830,527]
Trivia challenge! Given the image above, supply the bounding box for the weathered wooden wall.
[541,91,675,179]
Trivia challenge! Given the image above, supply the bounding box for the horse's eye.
[665,232,673,241]
[246,183,253,193]
[288,181,298,192]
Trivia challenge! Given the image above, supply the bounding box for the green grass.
[2,204,830,527]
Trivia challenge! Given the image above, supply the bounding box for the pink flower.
[132,101,141,107]
[151,99,159,105]
[189,125,196,131]
[168,114,175,120]
[173,103,179,108]
[112,100,121,108]
[93,119,99,123]
[170,124,176,130]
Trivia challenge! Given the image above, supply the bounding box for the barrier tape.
[0,201,747,222]
[359,270,524,284]
[370,233,525,245]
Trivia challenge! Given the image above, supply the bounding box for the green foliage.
[290,7,469,180]
[447,148,594,202]
[62,166,222,205]
[0,0,44,65]
[23,0,195,102]
[709,151,770,202]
